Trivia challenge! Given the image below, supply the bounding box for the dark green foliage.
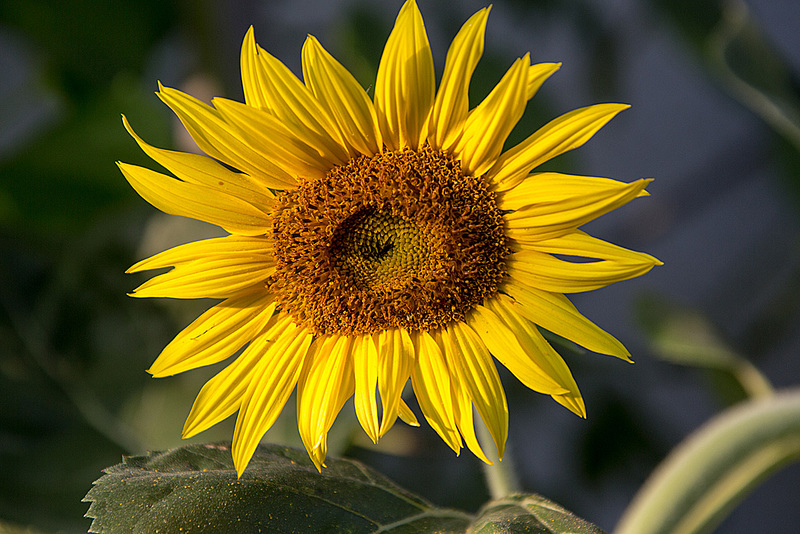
[84,443,605,534]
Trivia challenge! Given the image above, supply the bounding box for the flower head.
[121,0,660,476]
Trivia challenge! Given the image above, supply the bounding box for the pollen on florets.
[269,145,509,336]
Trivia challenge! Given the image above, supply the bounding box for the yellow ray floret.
[484,295,587,416]
[502,280,633,362]
[487,104,631,191]
[239,27,350,166]
[297,335,355,471]
[128,235,276,300]
[123,115,277,206]
[375,0,434,150]
[232,318,313,475]
[181,313,301,438]
[157,84,298,189]
[301,35,383,157]
[377,328,415,437]
[427,7,490,151]
[455,55,531,176]
[149,294,276,377]
[353,334,381,443]
[501,174,652,241]
[411,330,462,453]
[467,303,569,395]
[118,162,272,236]
[212,97,333,182]
[505,249,660,294]
[441,322,509,460]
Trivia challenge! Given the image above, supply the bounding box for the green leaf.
[83,442,472,533]
[614,388,800,534]
[470,494,606,534]
[84,443,606,533]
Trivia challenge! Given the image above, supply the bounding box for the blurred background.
[2,0,800,532]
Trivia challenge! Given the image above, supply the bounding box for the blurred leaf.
[657,0,800,154]
[0,209,177,531]
[654,0,723,50]
[614,388,800,534]
[707,1,800,153]
[84,443,606,534]
[0,74,169,235]
[637,295,773,400]
[0,519,51,534]
[334,4,386,93]
[470,494,606,534]
[0,0,174,99]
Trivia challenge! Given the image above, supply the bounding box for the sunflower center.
[269,145,508,335]
[330,208,433,291]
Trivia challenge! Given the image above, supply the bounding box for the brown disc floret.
[269,145,509,335]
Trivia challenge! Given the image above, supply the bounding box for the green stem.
[614,389,800,534]
[476,414,521,499]
[733,358,774,400]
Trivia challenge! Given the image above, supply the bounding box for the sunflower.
[120,0,660,476]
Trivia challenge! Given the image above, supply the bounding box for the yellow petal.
[240,26,271,109]
[374,0,435,150]
[444,351,492,464]
[454,55,530,176]
[503,279,632,362]
[295,336,336,460]
[127,234,271,273]
[118,162,272,236]
[129,235,275,299]
[398,399,419,427]
[500,172,649,211]
[466,305,568,395]
[501,173,651,241]
[148,292,276,377]
[130,256,274,301]
[320,357,357,463]
[376,328,415,437]
[410,330,462,453]
[122,115,276,207]
[485,295,586,417]
[302,35,383,157]
[156,84,297,189]
[525,62,561,100]
[212,97,332,181]
[181,313,297,438]
[514,229,662,265]
[239,28,349,165]
[232,320,313,476]
[427,7,490,151]
[307,339,357,469]
[181,343,260,440]
[353,334,380,443]
[296,335,355,471]
[441,322,508,460]
[507,248,661,293]
[488,103,630,191]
